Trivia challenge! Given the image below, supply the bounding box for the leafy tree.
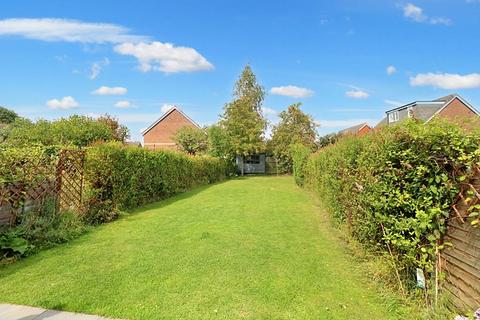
[97,114,130,142]
[317,132,341,148]
[221,65,266,174]
[173,126,208,155]
[269,103,318,173]
[0,106,18,124]
[207,125,232,159]
[2,115,117,147]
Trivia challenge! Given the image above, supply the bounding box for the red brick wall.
[357,125,372,136]
[437,98,477,122]
[143,109,197,150]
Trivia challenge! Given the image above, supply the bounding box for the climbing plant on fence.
[293,119,480,289]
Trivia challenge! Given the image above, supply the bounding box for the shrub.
[2,115,126,147]
[291,143,311,186]
[0,106,18,124]
[83,142,231,224]
[1,143,232,260]
[1,199,86,261]
[294,120,480,286]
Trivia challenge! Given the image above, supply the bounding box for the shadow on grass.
[0,175,292,276]
[126,178,232,214]
[0,177,236,273]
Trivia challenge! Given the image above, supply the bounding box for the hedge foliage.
[83,142,232,223]
[293,120,480,283]
[1,143,231,260]
[1,115,127,147]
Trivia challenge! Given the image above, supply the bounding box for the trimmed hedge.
[293,120,480,285]
[1,143,232,259]
[83,142,232,223]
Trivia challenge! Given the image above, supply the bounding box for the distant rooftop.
[338,122,369,135]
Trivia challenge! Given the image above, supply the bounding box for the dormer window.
[388,111,399,123]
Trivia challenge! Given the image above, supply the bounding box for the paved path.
[0,304,119,320]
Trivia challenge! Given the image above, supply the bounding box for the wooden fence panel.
[56,149,85,213]
[0,149,85,227]
[441,178,480,312]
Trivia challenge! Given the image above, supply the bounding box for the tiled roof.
[339,122,368,135]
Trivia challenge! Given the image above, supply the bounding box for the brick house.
[375,94,479,128]
[338,122,372,136]
[142,107,200,150]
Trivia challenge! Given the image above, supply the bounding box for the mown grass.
[0,176,416,319]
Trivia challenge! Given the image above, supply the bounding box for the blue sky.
[1,0,480,141]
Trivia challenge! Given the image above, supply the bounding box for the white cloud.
[46,96,79,109]
[161,104,175,113]
[346,89,369,99]
[0,18,147,43]
[315,119,378,128]
[92,86,127,95]
[429,17,453,25]
[269,85,314,98]
[410,72,480,89]
[386,65,397,75]
[114,41,214,73]
[402,3,452,26]
[384,99,404,107]
[89,57,110,80]
[114,100,135,108]
[262,107,279,116]
[403,3,426,22]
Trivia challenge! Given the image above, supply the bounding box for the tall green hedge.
[293,120,480,284]
[83,142,231,223]
[1,143,231,259]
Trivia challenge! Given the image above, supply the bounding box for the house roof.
[141,106,200,136]
[339,122,369,135]
[375,117,387,128]
[384,94,479,123]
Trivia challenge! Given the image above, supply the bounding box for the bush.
[2,115,127,147]
[1,199,86,262]
[291,143,311,186]
[0,106,18,124]
[1,143,232,261]
[294,120,480,286]
[83,142,231,224]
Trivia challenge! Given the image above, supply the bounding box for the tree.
[173,126,208,155]
[269,103,318,173]
[221,65,267,174]
[2,115,118,147]
[97,114,130,142]
[207,125,232,159]
[317,132,341,148]
[0,106,18,124]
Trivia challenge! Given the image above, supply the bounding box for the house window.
[245,155,261,164]
[388,111,399,123]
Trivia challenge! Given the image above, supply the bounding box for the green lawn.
[0,176,414,319]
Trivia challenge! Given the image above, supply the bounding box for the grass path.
[0,177,414,319]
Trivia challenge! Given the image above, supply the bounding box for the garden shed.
[236,154,266,175]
